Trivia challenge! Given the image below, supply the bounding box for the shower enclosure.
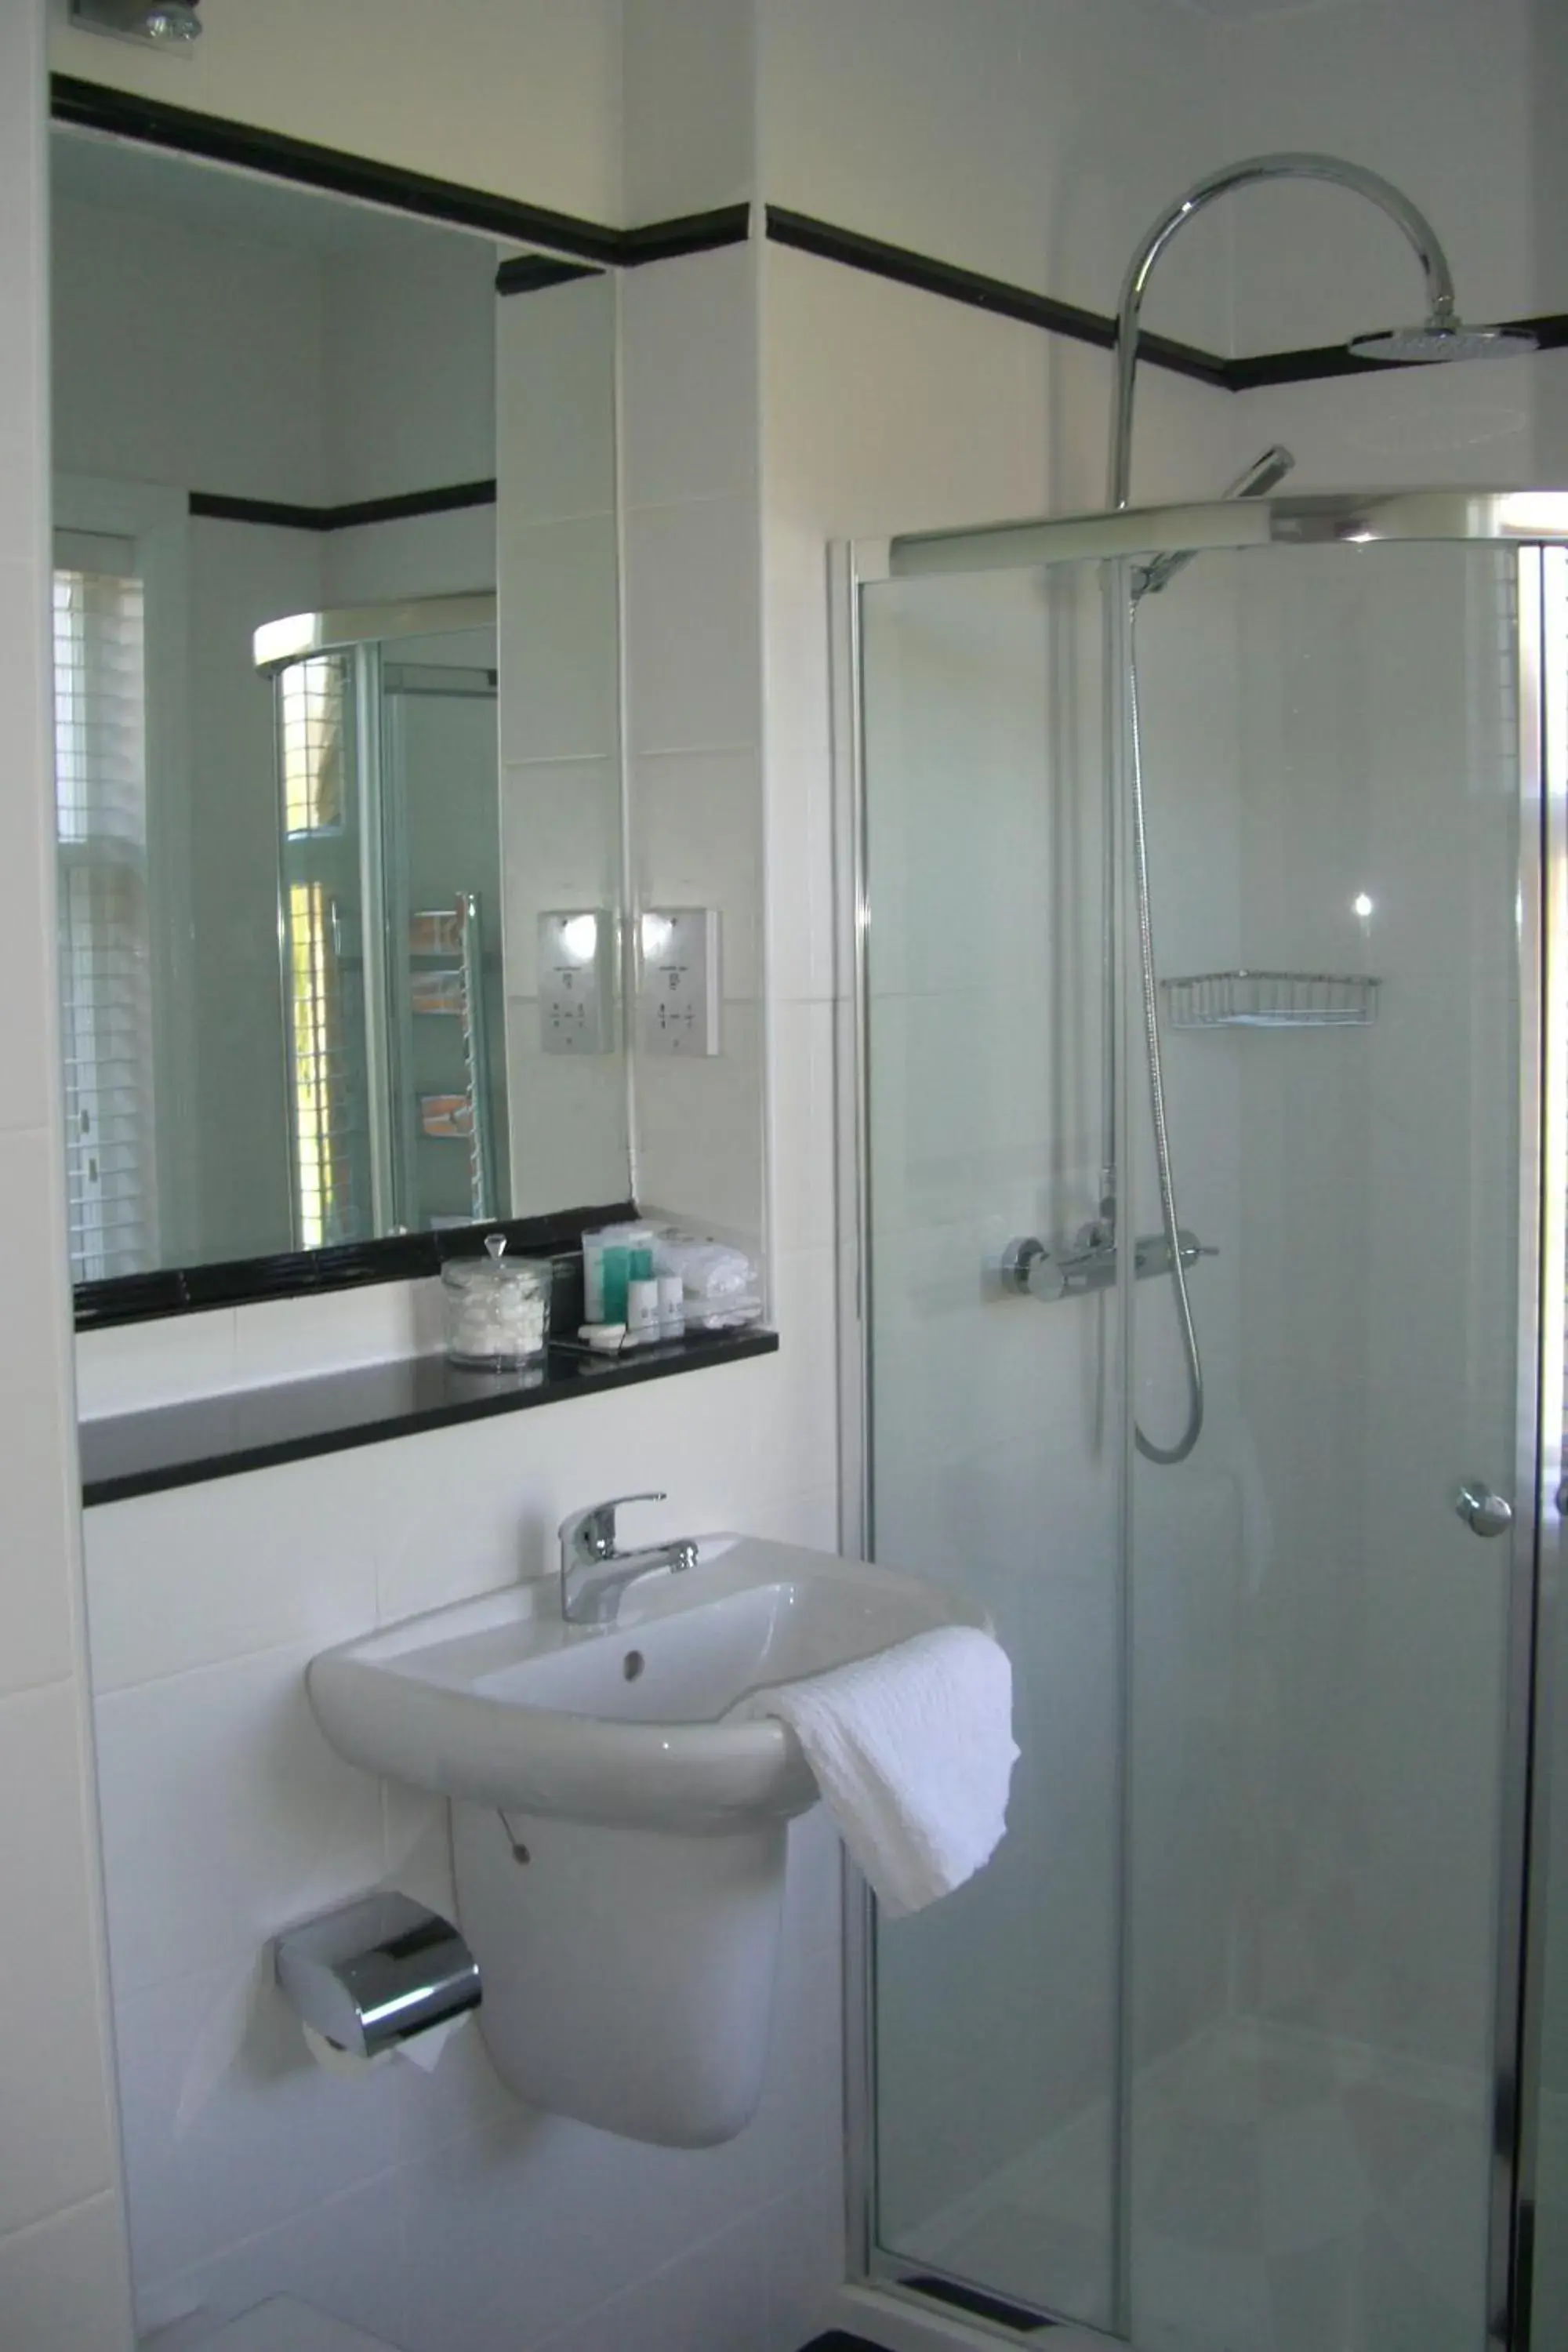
[840,490,1568,2351]
[255,593,506,1249]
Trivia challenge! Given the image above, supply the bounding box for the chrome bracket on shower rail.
[1000,1226,1216,1303]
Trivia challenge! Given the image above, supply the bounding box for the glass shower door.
[862,556,1122,2329]
[1121,537,1524,2352]
[859,532,1539,2352]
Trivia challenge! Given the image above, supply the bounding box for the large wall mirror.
[49,123,629,1300]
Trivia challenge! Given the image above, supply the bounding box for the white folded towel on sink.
[734,1626,1019,1917]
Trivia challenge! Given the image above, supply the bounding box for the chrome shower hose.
[1127,598,1203,1465]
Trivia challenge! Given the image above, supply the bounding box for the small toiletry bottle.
[601,1242,630,1323]
[582,1228,608,1322]
[658,1273,685,1338]
[626,1276,661,1343]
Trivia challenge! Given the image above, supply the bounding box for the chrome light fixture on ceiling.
[69,0,202,47]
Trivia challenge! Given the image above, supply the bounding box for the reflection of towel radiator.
[409,893,495,1221]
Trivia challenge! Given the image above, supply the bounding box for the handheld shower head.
[1347,319,1538,363]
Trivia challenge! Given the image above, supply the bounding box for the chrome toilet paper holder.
[274,1892,481,2060]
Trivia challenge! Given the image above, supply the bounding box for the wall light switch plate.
[639,907,720,1055]
[538,909,615,1054]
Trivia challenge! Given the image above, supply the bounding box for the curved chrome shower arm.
[1108,151,1458,507]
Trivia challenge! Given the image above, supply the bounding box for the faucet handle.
[559,1491,666,1564]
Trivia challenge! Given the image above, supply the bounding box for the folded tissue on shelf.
[652,1230,763,1329]
[731,1625,1019,1916]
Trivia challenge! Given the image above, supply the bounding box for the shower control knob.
[1454,1482,1513,1539]
[999,1237,1065,1302]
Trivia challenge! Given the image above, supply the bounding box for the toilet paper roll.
[396,2011,470,2072]
[302,2009,471,2081]
[302,2023,395,2079]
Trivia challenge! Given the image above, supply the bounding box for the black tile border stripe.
[53,79,1566,397]
[620,203,753,266]
[1226,309,1568,390]
[74,1203,637,1331]
[764,206,1565,394]
[764,206,1231,390]
[52,77,750,275]
[50,74,626,264]
[495,255,602,297]
[187,479,497,532]
[78,1326,779,1506]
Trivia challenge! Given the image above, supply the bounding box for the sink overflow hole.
[622,1650,645,1681]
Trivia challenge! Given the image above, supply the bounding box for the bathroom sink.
[307,1533,985,1834]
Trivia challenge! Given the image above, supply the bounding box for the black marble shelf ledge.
[79,1327,779,1508]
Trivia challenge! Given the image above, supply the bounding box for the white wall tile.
[764,1248,840,1502]
[320,503,496,605]
[760,519,833,760]
[633,1000,767,1242]
[622,247,759,509]
[75,1309,238,1421]
[113,1955,407,2287]
[132,2173,411,2352]
[93,1641,386,1996]
[624,495,761,754]
[394,2107,768,2352]
[84,1454,380,1693]
[497,514,620,765]
[0,1682,120,2234]
[621,0,756,221]
[498,276,617,526]
[632,749,762,998]
[769,1001,835,1252]
[744,1483,843,1560]
[503,758,624,935]
[0,2194,130,2352]
[746,1888,844,2196]
[506,1041,633,1221]
[764,741,835,1004]
[760,2166,847,2352]
[231,1287,439,1390]
[0,1128,86,1697]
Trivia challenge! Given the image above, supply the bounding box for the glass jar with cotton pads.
[441,1236,551,1368]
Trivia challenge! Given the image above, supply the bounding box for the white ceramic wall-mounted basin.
[307,1532,984,1834]
[305,1533,984,2147]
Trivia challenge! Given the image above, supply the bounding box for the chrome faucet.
[557,1491,699,1626]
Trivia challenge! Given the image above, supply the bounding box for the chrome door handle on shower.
[1000,1228,1216,1301]
[1454,1482,1512,1538]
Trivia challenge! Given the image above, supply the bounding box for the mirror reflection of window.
[51,539,158,1281]
[278,652,368,1249]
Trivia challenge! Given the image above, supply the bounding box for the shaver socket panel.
[639,908,720,1056]
[538,910,615,1054]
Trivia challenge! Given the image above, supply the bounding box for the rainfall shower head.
[1109,154,1537,507]
[1347,318,1538,363]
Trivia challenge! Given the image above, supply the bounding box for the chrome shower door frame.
[1509,543,1568,2351]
